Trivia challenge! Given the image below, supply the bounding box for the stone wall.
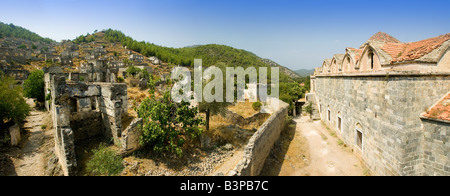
[313,73,450,176]
[420,117,450,176]
[48,74,128,176]
[1,69,29,83]
[8,123,21,146]
[229,99,289,176]
[121,118,143,155]
[224,109,270,128]
[304,93,320,120]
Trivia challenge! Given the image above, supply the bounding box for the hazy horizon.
[1,0,449,70]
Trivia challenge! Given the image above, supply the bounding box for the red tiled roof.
[381,33,450,63]
[346,47,363,62]
[368,32,401,43]
[423,93,450,121]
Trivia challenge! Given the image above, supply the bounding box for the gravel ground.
[122,144,236,176]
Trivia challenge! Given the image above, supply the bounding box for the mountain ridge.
[294,69,314,77]
[0,22,54,43]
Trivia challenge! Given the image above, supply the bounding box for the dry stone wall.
[229,99,289,176]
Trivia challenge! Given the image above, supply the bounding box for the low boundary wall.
[229,99,289,176]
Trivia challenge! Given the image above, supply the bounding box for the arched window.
[368,50,374,70]
[346,56,351,72]
[355,123,363,150]
[337,112,342,132]
[327,107,331,122]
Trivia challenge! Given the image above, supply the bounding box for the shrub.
[126,65,141,78]
[0,75,30,124]
[137,92,204,157]
[85,143,124,176]
[117,76,125,83]
[0,131,11,148]
[23,70,45,102]
[252,101,262,111]
[45,93,51,101]
[305,103,313,115]
[129,78,139,87]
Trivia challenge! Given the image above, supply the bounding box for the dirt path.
[262,116,367,176]
[291,116,366,176]
[8,99,52,176]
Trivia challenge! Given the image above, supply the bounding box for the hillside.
[0,22,54,43]
[101,29,298,82]
[259,58,301,79]
[294,69,314,77]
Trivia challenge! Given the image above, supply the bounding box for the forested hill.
[0,22,54,43]
[294,69,315,77]
[102,29,266,67]
[100,29,297,82]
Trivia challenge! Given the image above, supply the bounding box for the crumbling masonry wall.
[48,75,128,176]
[229,99,289,176]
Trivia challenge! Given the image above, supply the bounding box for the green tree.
[146,74,159,95]
[0,22,54,43]
[87,35,95,42]
[0,73,30,125]
[279,82,306,114]
[123,59,131,66]
[197,63,231,131]
[23,70,45,102]
[137,91,204,157]
[126,65,141,78]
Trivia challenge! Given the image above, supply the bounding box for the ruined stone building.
[44,66,142,176]
[0,63,29,84]
[129,54,144,62]
[79,59,119,83]
[310,32,450,176]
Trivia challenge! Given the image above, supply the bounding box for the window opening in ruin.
[91,98,97,111]
[327,109,331,121]
[356,129,363,150]
[70,98,77,113]
[338,116,342,132]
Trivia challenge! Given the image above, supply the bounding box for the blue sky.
[1,0,449,70]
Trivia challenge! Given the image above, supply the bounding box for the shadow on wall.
[259,119,298,176]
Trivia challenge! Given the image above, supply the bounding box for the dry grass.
[227,100,259,118]
[201,108,269,148]
[127,87,151,103]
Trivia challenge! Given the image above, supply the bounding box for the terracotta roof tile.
[368,32,401,43]
[346,47,363,62]
[423,92,450,121]
[381,33,450,63]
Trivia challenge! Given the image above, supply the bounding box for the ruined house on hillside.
[44,65,142,176]
[309,32,450,176]
[129,54,144,62]
[79,59,119,83]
